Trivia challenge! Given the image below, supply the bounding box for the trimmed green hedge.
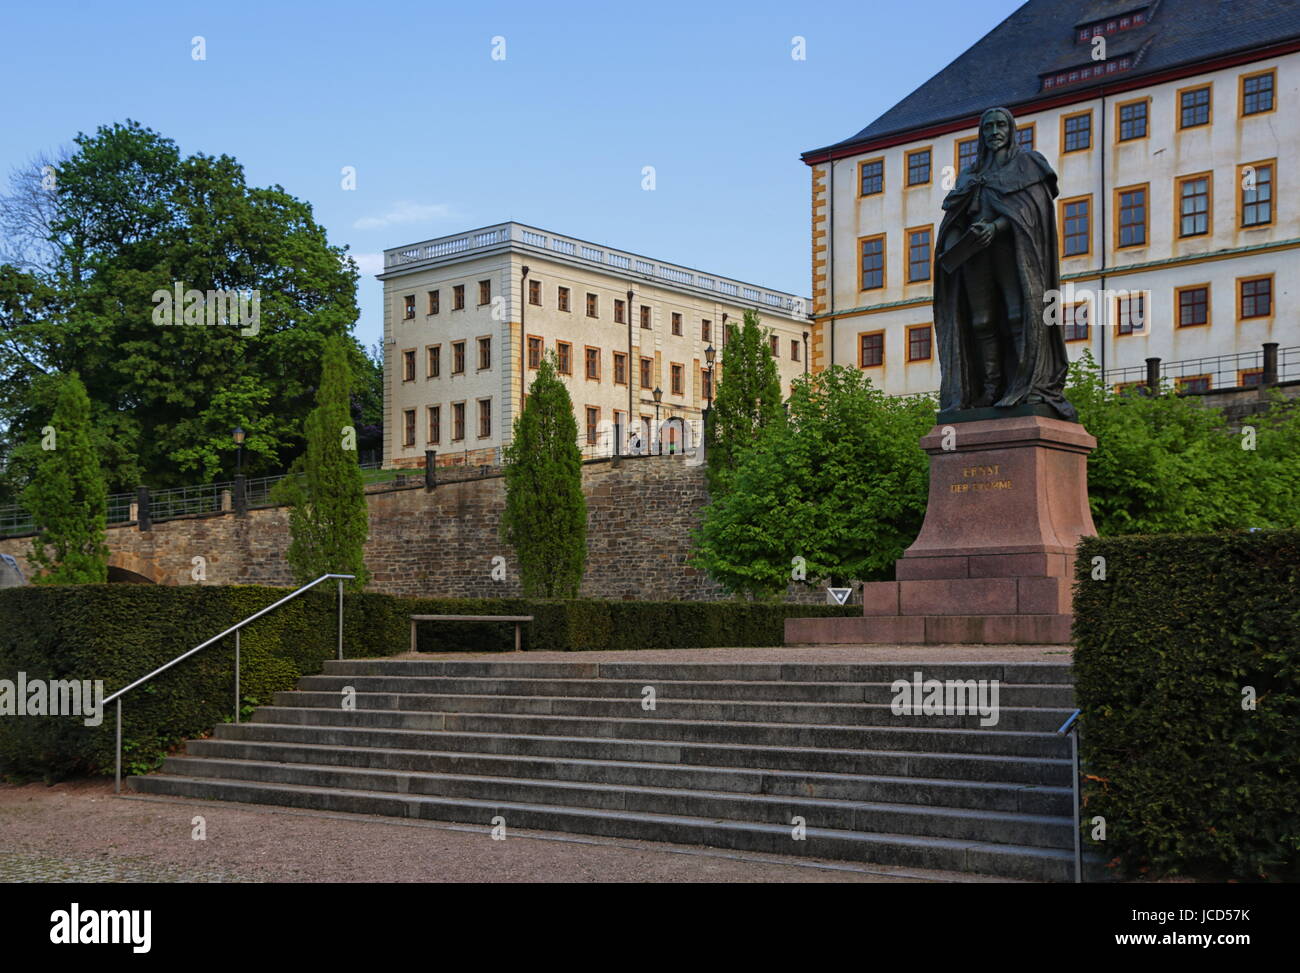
[0,585,853,779]
[1073,530,1300,881]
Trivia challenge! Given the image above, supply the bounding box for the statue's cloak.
[933,148,1076,420]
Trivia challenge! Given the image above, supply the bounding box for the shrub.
[0,585,855,779]
[1072,529,1300,880]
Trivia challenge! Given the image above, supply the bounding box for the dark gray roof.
[804,0,1300,159]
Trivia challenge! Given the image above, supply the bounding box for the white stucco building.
[802,0,1300,394]
[378,223,811,468]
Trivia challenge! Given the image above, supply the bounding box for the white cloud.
[352,201,454,231]
[350,252,385,276]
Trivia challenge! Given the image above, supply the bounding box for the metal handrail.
[106,573,355,794]
[1057,708,1083,883]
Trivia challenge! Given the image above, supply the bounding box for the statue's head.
[974,107,1018,170]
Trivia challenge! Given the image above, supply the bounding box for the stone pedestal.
[786,413,1097,645]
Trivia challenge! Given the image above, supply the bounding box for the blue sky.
[2,0,1022,351]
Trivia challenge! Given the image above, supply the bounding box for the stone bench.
[409,615,535,653]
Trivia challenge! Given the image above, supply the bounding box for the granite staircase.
[130,659,1081,881]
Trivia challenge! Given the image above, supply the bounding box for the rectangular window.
[477,336,491,370]
[769,335,779,357]
[1239,276,1272,319]
[1178,174,1211,237]
[528,279,541,305]
[956,137,978,174]
[859,158,884,196]
[452,340,465,374]
[613,351,627,385]
[670,362,684,395]
[585,346,600,380]
[640,305,651,329]
[403,409,415,447]
[585,407,599,445]
[1064,301,1089,342]
[478,398,491,438]
[556,341,572,374]
[1241,70,1275,116]
[403,295,415,320]
[1061,196,1091,256]
[671,312,682,336]
[1062,112,1092,152]
[586,292,598,318]
[614,298,625,323]
[1178,375,1212,394]
[639,357,653,389]
[1176,285,1210,327]
[1240,162,1273,227]
[906,148,932,186]
[428,290,440,314]
[453,284,465,310]
[907,325,932,362]
[1179,85,1211,128]
[478,280,491,305]
[791,339,800,362]
[1016,124,1035,151]
[1117,99,1148,141]
[907,227,932,282]
[402,349,416,382]
[1240,369,1265,387]
[701,368,712,401]
[427,405,440,445]
[452,402,465,441]
[860,235,885,290]
[1116,293,1146,335]
[557,287,570,312]
[859,331,884,368]
[527,336,542,369]
[701,319,711,342]
[427,344,441,378]
[1116,186,1147,248]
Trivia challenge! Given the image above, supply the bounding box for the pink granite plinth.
[786,414,1096,646]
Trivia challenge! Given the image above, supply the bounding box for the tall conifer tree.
[706,308,784,492]
[23,372,109,583]
[277,336,370,589]
[501,354,586,597]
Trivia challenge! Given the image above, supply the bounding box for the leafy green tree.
[1067,352,1300,534]
[22,372,109,583]
[275,336,370,590]
[706,308,785,492]
[501,354,587,597]
[0,120,363,494]
[692,366,933,598]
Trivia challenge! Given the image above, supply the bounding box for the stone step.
[211,722,1071,784]
[184,738,1072,814]
[321,659,1074,684]
[128,774,1077,881]
[294,674,1075,708]
[270,691,1069,732]
[785,614,1074,646]
[157,756,1072,849]
[245,706,1071,757]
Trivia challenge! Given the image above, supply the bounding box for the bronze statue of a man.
[933,106,1077,420]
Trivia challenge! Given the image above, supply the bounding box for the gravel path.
[0,780,1009,883]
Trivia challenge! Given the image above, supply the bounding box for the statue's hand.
[972,221,995,248]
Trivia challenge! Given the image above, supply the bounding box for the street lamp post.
[703,344,716,451]
[519,265,530,416]
[652,386,662,456]
[232,426,247,516]
[625,288,634,456]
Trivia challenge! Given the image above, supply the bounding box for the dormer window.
[1075,7,1147,42]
